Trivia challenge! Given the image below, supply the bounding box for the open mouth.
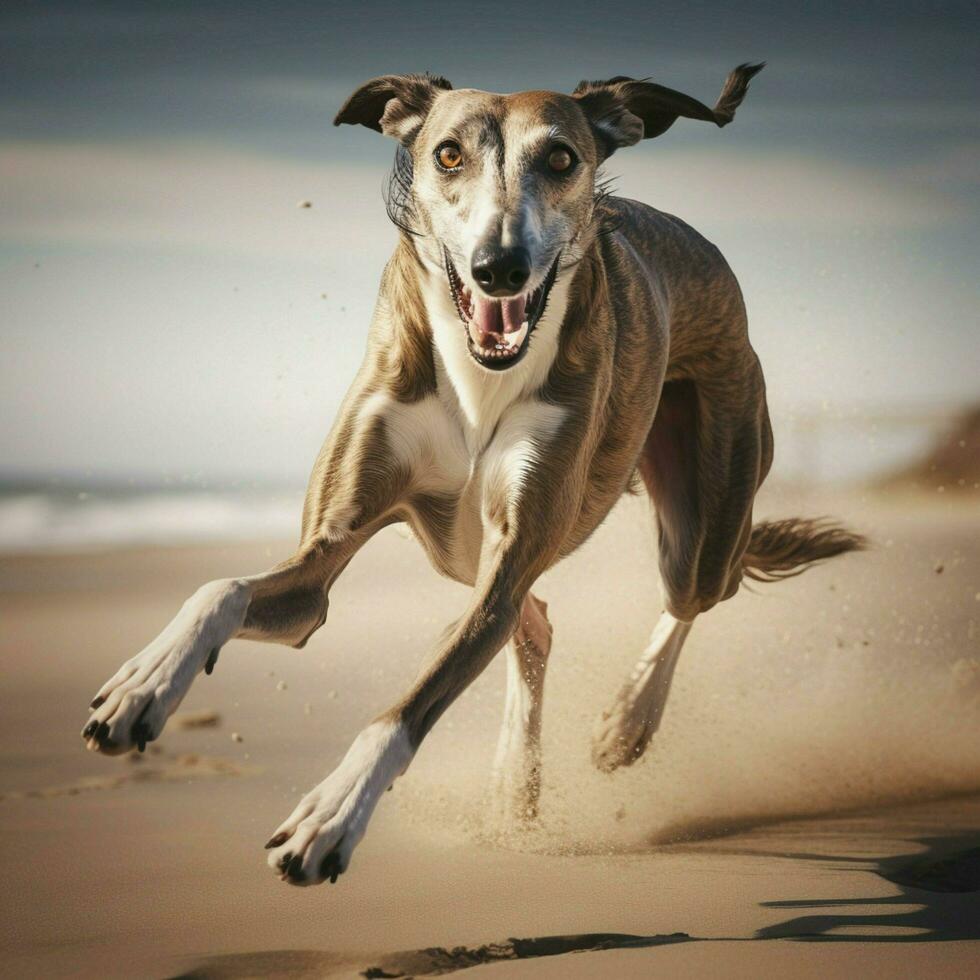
[444,249,560,371]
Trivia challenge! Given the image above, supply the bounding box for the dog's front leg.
[79,535,369,756]
[263,564,521,885]
[265,402,581,884]
[81,390,411,756]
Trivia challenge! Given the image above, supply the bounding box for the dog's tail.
[741,517,866,583]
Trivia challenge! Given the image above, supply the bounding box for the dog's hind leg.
[490,591,553,823]
[593,372,771,771]
[592,611,691,772]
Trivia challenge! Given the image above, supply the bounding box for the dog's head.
[335,65,762,371]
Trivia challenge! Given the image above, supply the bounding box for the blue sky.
[1,1,977,482]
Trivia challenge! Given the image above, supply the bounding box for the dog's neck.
[412,244,571,452]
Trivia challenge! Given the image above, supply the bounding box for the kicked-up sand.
[1,486,978,977]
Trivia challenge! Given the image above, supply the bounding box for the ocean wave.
[0,489,303,553]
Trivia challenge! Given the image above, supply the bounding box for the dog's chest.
[362,388,564,584]
[405,393,514,584]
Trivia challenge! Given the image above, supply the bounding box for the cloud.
[609,147,967,231]
[0,139,394,262]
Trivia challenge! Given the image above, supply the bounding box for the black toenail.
[278,852,292,872]
[90,696,105,709]
[320,852,341,883]
[132,719,151,753]
[83,721,98,739]
[265,832,288,849]
[286,855,305,881]
[205,647,220,675]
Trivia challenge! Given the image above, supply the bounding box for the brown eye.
[548,146,574,173]
[436,142,463,170]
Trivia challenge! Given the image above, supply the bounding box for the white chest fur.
[419,262,570,455]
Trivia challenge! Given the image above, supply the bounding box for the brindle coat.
[82,65,863,886]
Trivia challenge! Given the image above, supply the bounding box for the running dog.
[82,64,864,886]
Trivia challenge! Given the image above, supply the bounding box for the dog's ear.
[573,63,764,158]
[334,73,453,144]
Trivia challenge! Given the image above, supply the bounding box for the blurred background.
[1,0,977,550]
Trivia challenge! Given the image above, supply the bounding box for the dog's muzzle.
[444,248,560,371]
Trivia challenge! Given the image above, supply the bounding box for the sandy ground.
[1,487,978,978]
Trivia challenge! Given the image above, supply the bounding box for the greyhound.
[81,64,863,886]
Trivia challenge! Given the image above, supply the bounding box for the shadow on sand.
[175,831,980,979]
[754,833,980,943]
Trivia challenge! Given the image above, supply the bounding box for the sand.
[1,487,978,978]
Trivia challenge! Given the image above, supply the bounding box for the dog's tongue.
[470,295,527,347]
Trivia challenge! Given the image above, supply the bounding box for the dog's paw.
[81,580,244,755]
[264,779,361,887]
[264,721,412,886]
[591,698,654,773]
[81,641,217,756]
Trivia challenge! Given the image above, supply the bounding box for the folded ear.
[573,62,764,158]
[334,73,452,144]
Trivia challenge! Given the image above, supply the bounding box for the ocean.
[0,481,304,554]
[0,412,944,554]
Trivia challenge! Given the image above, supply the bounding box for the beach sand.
[1,487,978,978]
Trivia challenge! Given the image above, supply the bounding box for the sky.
[1,0,978,484]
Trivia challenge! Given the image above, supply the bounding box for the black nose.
[471,244,531,296]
